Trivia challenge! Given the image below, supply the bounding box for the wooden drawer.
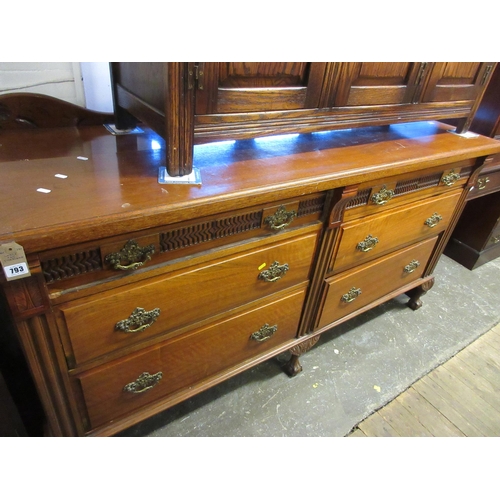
[342,160,472,222]
[330,190,461,273]
[57,230,319,366]
[40,193,326,292]
[470,168,500,199]
[485,220,500,250]
[317,237,438,330]
[76,286,307,430]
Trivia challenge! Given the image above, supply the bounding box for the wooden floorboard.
[348,323,500,437]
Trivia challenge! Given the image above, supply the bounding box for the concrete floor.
[118,255,500,437]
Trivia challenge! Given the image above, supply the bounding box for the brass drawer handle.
[341,287,362,303]
[258,261,289,282]
[123,371,163,394]
[441,170,460,186]
[403,259,420,274]
[478,177,490,190]
[356,234,379,252]
[115,307,161,333]
[105,240,155,271]
[264,205,297,231]
[250,323,278,342]
[424,213,443,228]
[371,185,394,205]
[491,236,500,245]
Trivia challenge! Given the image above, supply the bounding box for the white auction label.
[3,262,30,279]
[0,242,31,281]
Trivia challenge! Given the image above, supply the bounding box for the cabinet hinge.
[481,65,493,86]
[415,62,428,87]
[188,63,204,90]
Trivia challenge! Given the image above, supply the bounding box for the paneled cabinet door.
[324,62,425,107]
[419,62,495,104]
[194,62,328,114]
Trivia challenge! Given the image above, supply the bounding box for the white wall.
[0,62,113,112]
[0,62,85,106]
[80,62,113,112]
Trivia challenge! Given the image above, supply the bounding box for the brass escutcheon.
[403,259,420,274]
[115,307,161,333]
[105,240,155,271]
[441,170,461,186]
[424,213,443,228]
[478,177,490,190]
[371,185,395,205]
[341,287,362,303]
[250,323,278,342]
[356,234,379,252]
[123,372,163,394]
[264,205,297,231]
[258,261,289,282]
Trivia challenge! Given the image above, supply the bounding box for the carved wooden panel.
[41,249,102,283]
[421,63,494,103]
[331,62,422,106]
[196,62,327,114]
[4,274,49,319]
[297,195,326,217]
[160,210,263,252]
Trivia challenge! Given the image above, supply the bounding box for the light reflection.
[254,134,300,143]
[312,129,353,135]
[150,139,162,150]
[195,140,236,149]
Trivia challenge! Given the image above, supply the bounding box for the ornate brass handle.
[123,371,163,394]
[356,234,379,252]
[115,307,161,333]
[478,177,490,190]
[258,261,289,282]
[264,206,297,231]
[441,170,460,186]
[341,287,362,303]
[105,240,155,271]
[424,213,443,228]
[250,323,278,342]
[491,236,500,245]
[403,259,420,274]
[371,186,395,205]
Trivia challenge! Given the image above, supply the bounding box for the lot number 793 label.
[0,242,31,281]
[4,262,30,279]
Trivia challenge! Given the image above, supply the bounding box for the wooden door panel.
[218,62,310,87]
[195,62,326,114]
[332,62,422,106]
[421,63,494,103]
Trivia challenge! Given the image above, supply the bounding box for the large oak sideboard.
[1,106,499,435]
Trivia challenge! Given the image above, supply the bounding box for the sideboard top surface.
[1,121,500,253]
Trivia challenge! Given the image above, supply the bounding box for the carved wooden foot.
[406,278,435,311]
[282,335,321,377]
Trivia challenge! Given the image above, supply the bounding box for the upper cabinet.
[110,62,497,176]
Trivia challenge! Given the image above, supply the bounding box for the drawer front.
[59,230,318,366]
[471,169,500,198]
[318,237,438,329]
[331,191,461,273]
[40,193,326,290]
[77,287,306,429]
[485,220,500,250]
[343,161,472,222]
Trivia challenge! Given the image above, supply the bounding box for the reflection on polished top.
[1,121,500,254]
